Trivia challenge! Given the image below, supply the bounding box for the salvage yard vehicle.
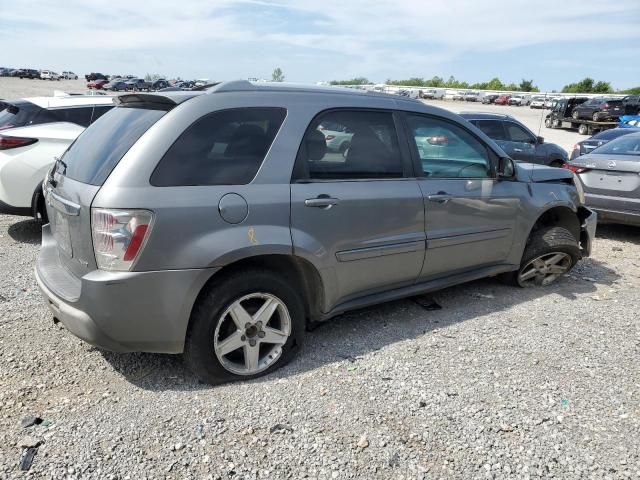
[508,95,526,106]
[481,94,500,104]
[460,112,568,166]
[529,96,546,109]
[61,71,78,80]
[565,131,640,226]
[494,95,510,105]
[40,70,60,81]
[17,68,40,79]
[572,97,625,122]
[87,79,108,89]
[545,97,618,135]
[569,128,637,160]
[125,78,152,91]
[0,96,114,219]
[36,81,596,384]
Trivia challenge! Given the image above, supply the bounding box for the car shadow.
[7,218,42,245]
[100,257,620,391]
[596,223,640,245]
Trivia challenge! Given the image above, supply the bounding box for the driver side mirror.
[497,157,515,178]
[536,136,544,144]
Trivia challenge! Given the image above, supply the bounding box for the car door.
[503,121,536,163]
[290,109,425,310]
[402,113,521,279]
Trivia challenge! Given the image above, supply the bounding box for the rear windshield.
[60,107,165,185]
[591,128,634,141]
[594,135,640,156]
[0,101,43,130]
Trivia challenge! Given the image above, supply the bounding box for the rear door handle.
[427,194,452,204]
[305,197,340,209]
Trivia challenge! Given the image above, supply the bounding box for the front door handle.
[305,196,340,209]
[427,194,452,204]
[514,148,523,153]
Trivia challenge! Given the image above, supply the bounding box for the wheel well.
[193,254,324,324]
[30,185,47,221]
[529,207,580,243]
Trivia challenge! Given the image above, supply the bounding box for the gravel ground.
[1,213,639,479]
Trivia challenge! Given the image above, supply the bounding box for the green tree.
[518,79,539,92]
[486,77,505,90]
[593,81,613,93]
[271,67,285,82]
[505,83,518,91]
[329,77,371,86]
[620,86,640,94]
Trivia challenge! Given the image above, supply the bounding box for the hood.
[516,162,574,183]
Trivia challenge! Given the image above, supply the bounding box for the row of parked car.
[0,68,79,80]
[85,72,205,91]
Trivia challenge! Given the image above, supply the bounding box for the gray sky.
[1,0,638,91]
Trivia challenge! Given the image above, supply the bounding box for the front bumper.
[579,207,597,257]
[35,225,217,353]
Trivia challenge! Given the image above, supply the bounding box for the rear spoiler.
[114,92,202,110]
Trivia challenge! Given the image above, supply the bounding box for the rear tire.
[572,110,580,120]
[501,226,580,288]
[592,112,600,122]
[184,269,305,384]
[578,124,589,135]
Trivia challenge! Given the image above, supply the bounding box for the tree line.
[329,76,639,95]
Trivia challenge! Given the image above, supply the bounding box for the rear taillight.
[91,208,154,271]
[561,164,589,174]
[601,103,610,109]
[0,135,38,150]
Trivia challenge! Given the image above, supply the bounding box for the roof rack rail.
[202,80,255,94]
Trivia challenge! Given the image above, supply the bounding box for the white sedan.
[0,95,113,220]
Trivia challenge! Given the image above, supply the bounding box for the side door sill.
[318,263,517,322]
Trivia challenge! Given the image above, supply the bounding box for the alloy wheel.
[518,252,572,287]
[213,293,291,375]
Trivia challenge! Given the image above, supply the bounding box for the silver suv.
[36,81,597,383]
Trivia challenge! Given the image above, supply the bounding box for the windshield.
[59,107,166,185]
[594,135,640,156]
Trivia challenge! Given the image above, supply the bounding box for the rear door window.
[90,106,113,124]
[60,107,166,185]
[505,122,534,143]
[473,120,507,140]
[295,110,404,180]
[150,108,286,186]
[49,107,93,127]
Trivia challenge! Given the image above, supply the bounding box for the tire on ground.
[184,268,305,384]
[501,226,580,288]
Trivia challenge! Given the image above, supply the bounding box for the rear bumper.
[35,224,217,353]
[580,207,597,257]
[591,207,640,227]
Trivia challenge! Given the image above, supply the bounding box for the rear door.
[402,113,521,279]
[290,109,425,309]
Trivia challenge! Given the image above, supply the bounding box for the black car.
[481,94,500,104]
[460,112,568,166]
[622,95,640,115]
[569,128,638,160]
[151,79,170,90]
[572,97,625,122]
[85,72,108,81]
[16,69,40,79]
